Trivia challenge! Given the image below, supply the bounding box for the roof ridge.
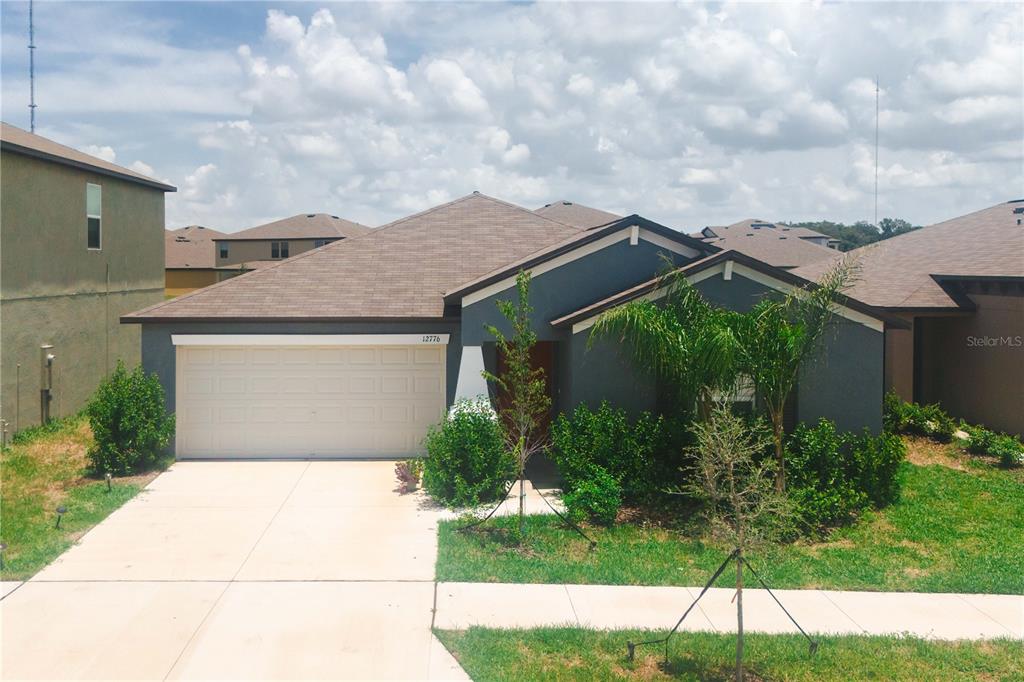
[1,121,167,187]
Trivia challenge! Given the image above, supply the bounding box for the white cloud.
[421,59,489,115]
[83,145,116,163]
[565,73,594,97]
[2,1,1018,230]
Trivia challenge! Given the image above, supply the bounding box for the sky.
[1,1,1021,232]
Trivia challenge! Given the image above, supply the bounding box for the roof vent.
[562,201,573,206]
[1013,207,1024,214]
[306,214,315,218]
[331,215,339,219]
[751,222,774,229]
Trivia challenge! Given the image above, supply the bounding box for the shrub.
[550,402,686,503]
[989,435,1024,469]
[849,429,906,507]
[962,424,997,455]
[394,459,423,494]
[785,419,905,532]
[562,465,622,526]
[883,394,956,442]
[421,399,515,507]
[786,420,867,529]
[85,361,174,475]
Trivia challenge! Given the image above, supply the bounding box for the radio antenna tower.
[874,76,879,227]
[28,0,38,131]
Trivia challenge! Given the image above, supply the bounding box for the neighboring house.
[122,192,897,460]
[1,122,175,431]
[213,213,370,268]
[535,200,621,228]
[165,225,227,297]
[796,200,1024,436]
[690,220,838,269]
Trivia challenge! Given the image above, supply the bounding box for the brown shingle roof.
[1,122,175,192]
[165,226,227,269]
[215,213,371,241]
[693,219,837,269]
[535,200,621,229]
[124,193,582,322]
[794,200,1024,309]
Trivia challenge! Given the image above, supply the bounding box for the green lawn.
[435,627,1024,681]
[0,415,162,580]
[437,461,1024,594]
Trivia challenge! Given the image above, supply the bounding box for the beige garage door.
[175,343,446,458]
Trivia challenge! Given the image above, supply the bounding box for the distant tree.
[483,270,551,538]
[878,217,920,240]
[783,218,921,251]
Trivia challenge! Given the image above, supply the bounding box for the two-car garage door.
[175,337,447,459]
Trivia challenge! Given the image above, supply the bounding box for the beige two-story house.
[213,213,370,268]
[1,122,175,431]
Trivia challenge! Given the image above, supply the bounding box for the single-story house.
[690,219,839,269]
[213,213,370,268]
[796,199,1024,436]
[122,192,897,459]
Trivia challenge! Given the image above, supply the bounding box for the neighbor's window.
[219,243,228,259]
[271,241,289,259]
[86,183,102,249]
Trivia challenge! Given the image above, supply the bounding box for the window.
[271,241,289,259]
[219,243,228,259]
[314,238,337,248]
[86,183,102,249]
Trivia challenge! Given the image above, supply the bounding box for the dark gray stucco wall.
[139,320,462,413]
[565,333,658,417]
[461,238,692,344]
[798,318,884,434]
[568,271,884,433]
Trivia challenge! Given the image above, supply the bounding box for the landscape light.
[105,472,112,492]
[55,505,67,529]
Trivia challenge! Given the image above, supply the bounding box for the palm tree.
[733,256,860,491]
[590,267,741,421]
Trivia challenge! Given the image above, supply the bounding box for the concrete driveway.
[0,461,468,681]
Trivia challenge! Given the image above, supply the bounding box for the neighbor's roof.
[535,200,621,229]
[692,219,837,269]
[795,200,1024,310]
[0,122,176,192]
[215,213,371,241]
[550,249,903,330]
[165,225,227,269]
[123,193,583,322]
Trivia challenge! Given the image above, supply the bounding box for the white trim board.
[171,334,450,346]
[460,227,702,307]
[570,261,883,334]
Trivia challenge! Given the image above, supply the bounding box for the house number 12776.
[421,335,441,343]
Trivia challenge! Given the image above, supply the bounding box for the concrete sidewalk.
[435,582,1024,641]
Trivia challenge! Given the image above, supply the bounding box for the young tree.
[734,255,860,491]
[483,270,552,537]
[589,266,741,420]
[684,405,791,682]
